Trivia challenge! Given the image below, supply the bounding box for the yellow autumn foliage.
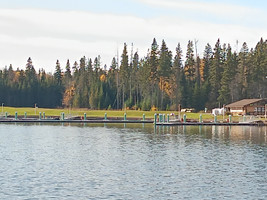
[62,85,75,107]
[151,105,157,111]
[100,74,106,82]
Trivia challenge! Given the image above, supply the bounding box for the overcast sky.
[0,0,266,72]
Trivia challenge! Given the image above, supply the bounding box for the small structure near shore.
[225,99,267,115]
[212,108,225,116]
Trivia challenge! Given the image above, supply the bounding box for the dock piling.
[167,114,170,123]
[154,113,157,124]
[159,114,163,123]
[104,113,107,120]
[183,114,186,123]
[199,114,202,123]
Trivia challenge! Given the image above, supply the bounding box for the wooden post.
[199,114,202,123]
[159,114,163,123]
[183,114,186,123]
[104,113,107,120]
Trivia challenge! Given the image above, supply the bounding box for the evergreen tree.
[148,38,159,108]
[218,45,232,105]
[237,42,249,98]
[64,59,72,81]
[54,60,62,85]
[132,52,140,109]
[54,60,63,106]
[203,43,213,82]
[158,40,172,110]
[184,40,195,81]
[24,57,38,106]
[1,38,267,110]
[172,43,183,108]
[120,43,129,108]
[184,40,195,107]
[208,39,224,108]
[249,38,267,98]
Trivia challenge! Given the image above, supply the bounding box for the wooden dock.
[156,121,266,126]
[0,118,153,124]
[0,118,266,126]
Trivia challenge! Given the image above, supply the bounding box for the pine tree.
[208,39,224,108]
[218,45,232,105]
[158,40,172,109]
[24,57,38,106]
[249,38,267,98]
[184,40,195,81]
[184,40,195,107]
[237,42,249,98]
[54,60,62,85]
[148,38,159,108]
[120,43,129,108]
[172,43,183,109]
[64,59,72,81]
[54,60,64,106]
[203,43,213,82]
[132,52,139,109]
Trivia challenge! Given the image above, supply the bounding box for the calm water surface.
[0,124,266,199]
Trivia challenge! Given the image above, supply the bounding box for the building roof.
[225,99,263,108]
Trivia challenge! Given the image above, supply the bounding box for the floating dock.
[0,111,266,126]
[0,118,266,126]
[156,121,266,126]
[0,118,153,124]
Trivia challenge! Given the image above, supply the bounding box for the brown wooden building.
[225,99,267,115]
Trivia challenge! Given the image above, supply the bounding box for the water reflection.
[153,125,266,145]
[4,122,267,145]
[0,123,266,199]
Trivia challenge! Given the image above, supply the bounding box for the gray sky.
[0,0,266,72]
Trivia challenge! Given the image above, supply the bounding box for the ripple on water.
[0,124,266,199]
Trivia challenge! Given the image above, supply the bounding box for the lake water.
[0,123,266,199]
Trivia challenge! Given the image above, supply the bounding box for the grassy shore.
[1,106,260,121]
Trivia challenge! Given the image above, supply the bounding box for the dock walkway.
[0,118,266,126]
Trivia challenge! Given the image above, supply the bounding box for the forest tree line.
[0,38,267,111]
